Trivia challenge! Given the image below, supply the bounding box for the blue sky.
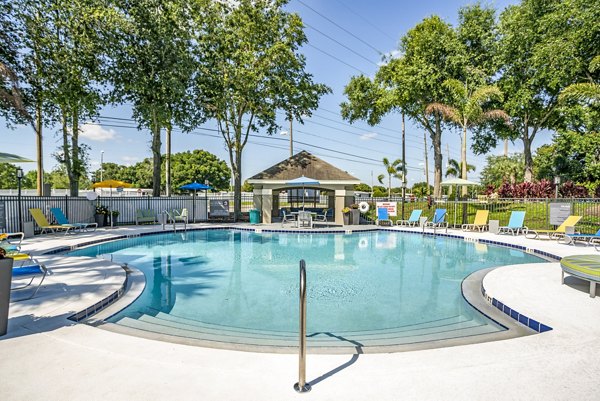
[2,0,548,188]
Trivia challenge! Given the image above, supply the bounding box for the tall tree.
[480,154,524,187]
[492,0,599,182]
[192,0,329,218]
[377,157,404,198]
[426,80,508,195]
[445,158,475,178]
[111,0,197,196]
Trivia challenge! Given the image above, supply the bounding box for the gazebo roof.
[248,151,359,182]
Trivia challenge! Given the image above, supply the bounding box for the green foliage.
[241,181,254,193]
[480,154,524,187]
[192,0,329,216]
[0,163,34,189]
[411,182,433,198]
[377,157,404,198]
[354,183,372,192]
[445,158,475,178]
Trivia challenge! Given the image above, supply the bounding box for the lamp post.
[554,176,561,198]
[100,150,104,182]
[16,167,24,232]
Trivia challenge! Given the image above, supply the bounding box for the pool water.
[69,230,544,350]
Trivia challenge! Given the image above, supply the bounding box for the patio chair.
[525,215,582,240]
[376,207,391,226]
[462,210,489,232]
[135,209,156,225]
[297,210,313,229]
[173,208,189,225]
[50,207,97,232]
[29,208,75,235]
[11,259,49,301]
[396,209,422,227]
[423,209,448,233]
[560,228,600,245]
[281,209,296,227]
[498,211,528,235]
[315,208,328,222]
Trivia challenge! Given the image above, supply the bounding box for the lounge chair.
[11,259,49,301]
[281,209,296,227]
[29,208,75,235]
[560,228,600,245]
[50,207,97,232]
[315,208,328,222]
[462,210,489,232]
[423,209,448,233]
[0,232,24,253]
[525,215,582,240]
[396,209,422,227]
[135,209,156,225]
[498,211,528,235]
[376,207,391,226]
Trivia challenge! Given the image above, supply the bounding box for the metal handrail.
[294,259,311,393]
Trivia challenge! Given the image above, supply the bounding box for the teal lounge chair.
[498,211,528,235]
[50,208,97,232]
[376,207,391,226]
[424,209,448,233]
[561,228,600,245]
[396,209,422,227]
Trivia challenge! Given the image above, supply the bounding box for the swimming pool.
[69,229,544,351]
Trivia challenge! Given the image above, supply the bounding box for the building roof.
[248,151,359,182]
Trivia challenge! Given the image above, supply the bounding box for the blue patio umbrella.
[180,182,212,222]
[286,176,320,209]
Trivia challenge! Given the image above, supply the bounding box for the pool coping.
[50,225,560,354]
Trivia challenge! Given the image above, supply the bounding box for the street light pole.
[16,167,24,232]
[100,150,104,182]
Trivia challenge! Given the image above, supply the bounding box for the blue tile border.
[481,284,553,333]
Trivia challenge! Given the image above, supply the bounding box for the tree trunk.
[70,109,80,196]
[35,102,44,196]
[165,124,171,197]
[423,130,430,195]
[522,124,534,182]
[233,145,242,220]
[432,115,443,198]
[151,110,162,196]
[461,124,467,197]
[61,108,74,195]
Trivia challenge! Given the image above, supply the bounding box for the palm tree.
[426,79,509,195]
[559,55,600,104]
[377,157,404,198]
[445,158,475,178]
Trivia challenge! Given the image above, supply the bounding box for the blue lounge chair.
[376,207,391,226]
[50,208,97,232]
[561,228,600,245]
[0,232,23,253]
[498,211,528,235]
[396,209,422,227]
[423,209,448,233]
[11,260,49,301]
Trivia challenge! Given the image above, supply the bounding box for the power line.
[331,0,397,42]
[296,0,384,56]
[304,22,378,66]
[305,43,367,75]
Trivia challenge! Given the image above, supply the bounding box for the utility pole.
[166,126,171,197]
[289,117,293,158]
[423,131,430,195]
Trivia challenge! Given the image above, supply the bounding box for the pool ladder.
[294,259,311,393]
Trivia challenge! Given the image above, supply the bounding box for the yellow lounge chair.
[29,208,75,235]
[462,210,489,232]
[525,215,582,240]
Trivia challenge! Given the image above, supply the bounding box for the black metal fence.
[1,194,599,234]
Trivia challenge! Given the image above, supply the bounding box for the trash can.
[249,209,261,225]
[0,257,14,336]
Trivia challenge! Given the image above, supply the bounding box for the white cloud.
[360,132,378,141]
[80,123,117,142]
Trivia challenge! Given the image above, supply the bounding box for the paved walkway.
[1,223,599,401]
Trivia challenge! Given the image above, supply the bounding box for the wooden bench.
[561,255,600,298]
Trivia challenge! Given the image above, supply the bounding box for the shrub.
[559,181,589,198]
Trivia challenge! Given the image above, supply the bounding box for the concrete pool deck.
[1,223,599,400]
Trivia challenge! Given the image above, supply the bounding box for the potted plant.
[350,203,360,225]
[342,207,351,225]
[94,205,109,227]
[110,210,120,226]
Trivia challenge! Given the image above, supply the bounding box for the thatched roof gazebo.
[247,151,360,224]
